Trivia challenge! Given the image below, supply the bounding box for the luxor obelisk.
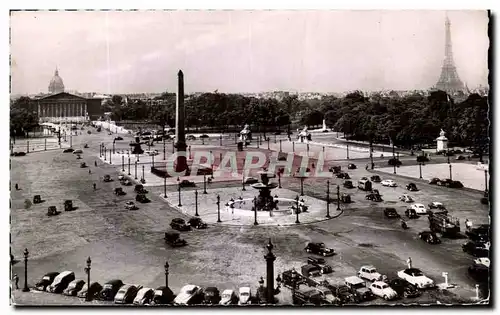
[175,70,188,173]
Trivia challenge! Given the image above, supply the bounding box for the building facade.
[34,92,102,123]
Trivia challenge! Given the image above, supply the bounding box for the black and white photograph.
[8,8,491,307]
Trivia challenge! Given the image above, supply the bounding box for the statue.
[238,124,252,151]
[298,126,311,143]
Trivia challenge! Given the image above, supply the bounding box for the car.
[33,195,42,204]
[99,279,124,301]
[456,155,466,160]
[151,286,175,305]
[121,179,132,186]
[366,193,383,202]
[340,193,352,203]
[329,166,341,173]
[87,130,91,134]
[466,224,490,242]
[370,175,381,182]
[63,279,85,296]
[468,263,489,283]
[344,276,374,301]
[429,178,441,185]
[219,289,238,305]
[399,194,414,203]
[115,284,141,304]
[369,281,398,300]
[388,279,421,298]
[174,284,204,305]
[47,271,75,293]
[203,287,221,304]
[381,179,397,187]
[343,180,354,189]
[336,172,350,179]
[35,272,60,291]
[347,163,357,169]
[416,155,429,162]
[474,257,490,268]
[64,200,74,211]
[418,231,441,244]
[404,208,419,219]
[134,184,148,194]
[397,268,435,289]
[186,135,196,140]
[171,218,191,231]
[199,134,209,139]
[439,179,464,188]
[114,187,126,196]
[307,257,333,274]
[11,151,27,156]
[357,265,382,282]
[462,241,490,257]
[47,205,60,216]
[164,230,188,247]
[146,150,159,156]
[409,203,428,215]
[63,148,74,153]
[73,149,83,154]
[406,183,418,191]
[77,281,103,299]
[103,175,113,182]
[188,217,208,229]
[384,208,400,218]
[179,180,196,188]
[428,202,446,210]
[80,162,87,168]
[244,177,259,184]
[388,158,402,166]
[136,194,151,203]
[238,287,252,305]
[115,136,124,141]
[305,242,335,256]
[125,201,138,210]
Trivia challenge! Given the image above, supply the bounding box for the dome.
[48,68,65,94]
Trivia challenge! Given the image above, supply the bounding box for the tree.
[10,97,39,137]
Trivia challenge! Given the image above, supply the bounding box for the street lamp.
[104,147,107,161]
[346,144,350,160]
[216,195,221,223]
[195,190,199,216]
[295,195,300,224]
[326,180,331,218]
[128,157,131,175]
[203,174,208,194]
[220,135,222,146]
[264,239,276,304]
[134,161,138,179]
[484,169,488,194]
[164,176,167,198]
[142,165,145,182]
[393,161,396,174]
[253,197,258,226]
[300,177,305,196]
[337,185,341,211]
[419,163,423,179]
[177,178,182,207]
[164,261,169,288]
[122,155,125,172]
[22,248,29,292]
[85,257,92,301]
[279,140,282,152]
[163,137,166,160]
[278,172,282,189]
[449,164,452,180]
[210,150,214,179]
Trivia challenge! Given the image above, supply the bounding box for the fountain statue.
[129,136,144,154]
[238,124,253,151]
[251,171,279,211]
[298,126,312,143]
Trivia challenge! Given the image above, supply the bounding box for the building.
[48,68,65,94]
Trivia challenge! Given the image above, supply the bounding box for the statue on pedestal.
[298,126,311,143]
[238,124,252,151]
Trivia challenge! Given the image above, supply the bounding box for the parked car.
[103,175,113,182]
[64,200,74,211]
[307,257,333,274]
[466,224,490,242]
[47,205,60,216]
[439,179,464,188]
[369,281,398,300]
[329,166,341,174]
[370,175,381,183]
[164,230,187,247]
[35,272,59,291]
[171,218,191,231]
[474,257,490,268]
[174,284,204,305]
[186,135,196,140]
[99,279,124,301]
[238,287,252,305]
[305,242,335,256]
[63,148,74,153]
[456,155,466,160]
[347,163,357,169]
[203,287,221,304]
[381,179,397,187]
[397,269,435,290]
[384,208,400,218]
[399,194,414,203]
[416,155,429,163]
[136,194,151,203]
[409,203,428,215]
[114,187,126,196]
[428,202,446,210]
[179,180,196,188]
[462,241,490,257]
[188,217,208,229]
[115,284,140,304]
[73,149,83,154]
[77,282,103,299]
[33,195,42,204]
[12,151,27,156]
[468,263,489,283]
[134,184,148,194]
[151,286,175,305]
[63,279,85,296]
[344,276,374,301]
[388,279,421,298]
[388,158,402,166]
[358,265,382,282]
[366,193,383,202]
[336,172,350,179]
[405,208,419,219]
[244,177,259,184]
[219,289,238,305]
[114,136,124,141]
[343,180,354,189]
[301,264,322,278]
[429,178,441,185]
[406,183,418,191]
[47,271,75,293]
[125,201,138,210]
[132,287,154,305]
[418,231,441,244]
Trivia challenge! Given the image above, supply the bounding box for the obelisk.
[175,70,188,173]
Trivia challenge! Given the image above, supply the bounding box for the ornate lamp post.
[346,144,350,160]
[295,195,300,224]
[220,135,223,146]
[152,154,155,168]
[484,169,488,194]
[195,190,199,216]
[278,172,282,189]
[419,163,423,179]
[203,174,208,194]
[279,140,282,153]
[264,239,276,304]
[142,165,145,182]
[253,197,258,226]
[122,155,125,172]
[164,261,169,288]
[112,141,115,154]
[449,164,453,180]
[210,150,214,179]
[337,185,341,211]
[134,161,138,179]
[85,257,92,301]
[242,178,246,191]
[104,147,107,161]
[326,180,331,218]
[216,194,221,223]
[177,178,182,207]
[163,137,166,161]
[22,248,29,292]
[164,176,167,198]
[128,157,131,175]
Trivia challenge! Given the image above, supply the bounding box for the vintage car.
[219,289,238,305]
[63,148,74,153]
[336,172,351,179]
[301,264,322,278]
[151,286,175,305]
[455,155,466,160]
[238,287,252,305]
[409,203,428,215]
[77,282,103,299]
[121,179,133,186]
[136,194,151,203]
[406,183,418,191]
[418,231,441,244]
[387,158,402,166]
[429,177,441,185]
[133,287,155,305]
[428,202,446,210]
[47,206,61,217]
[33,195,42,204]
[397,268,435,289]
[134,184,148,194]
[186,135,196,140]
[164,231,187,247]
[357,265,382,282]
[179,180,196,188]
[114,136,124,141]
[366,193,383,202]
[466,225,490,242]
[343,180,354,189]
[329,166,341,174]
[381,179,397,187]
[103,175,113,182]
[203,287,221,305]
[174,284,204,305]
[63,279,85,296]
[80,162,87,168]
[369,281,398,300]
[405,208,419,219]
[347,163,357,169]
[87,130,91,134]
[125,201,138,210]
[307,257,333,274]
[468,263,489,283]
[99,279,124,301]
[340,193,352,203]
[64,200,74,211]
[47,271,75,293]
[462,241,490,257]
[305,242,335,257]
[114,187,126,196]
[370,175,381,182]
[416,155,429,163]
[114,284,141,304]
[35,272,60,291]
[345,276,374,301]
[387,279,421,298]
[384,208,400,218]
[188,217,208,229]
[171,218,191,231]
[399,194,414,203]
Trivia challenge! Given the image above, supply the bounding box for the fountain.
[251,171,279,211]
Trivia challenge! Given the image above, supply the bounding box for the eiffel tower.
[435,15,464,93]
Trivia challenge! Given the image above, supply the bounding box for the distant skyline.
[10,10,489,95]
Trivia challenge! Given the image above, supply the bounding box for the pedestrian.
[407,257,412,269]
[15,183,19,190]
[465,219,472,231]
[13,274,19,289]
[88,169,91,174]
[93,183,96,190]
[94,161,97,167]
[365,164,369,170]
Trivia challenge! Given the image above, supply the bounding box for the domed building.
[48,68,65,94]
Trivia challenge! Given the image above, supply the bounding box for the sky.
[10,10,489,95]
